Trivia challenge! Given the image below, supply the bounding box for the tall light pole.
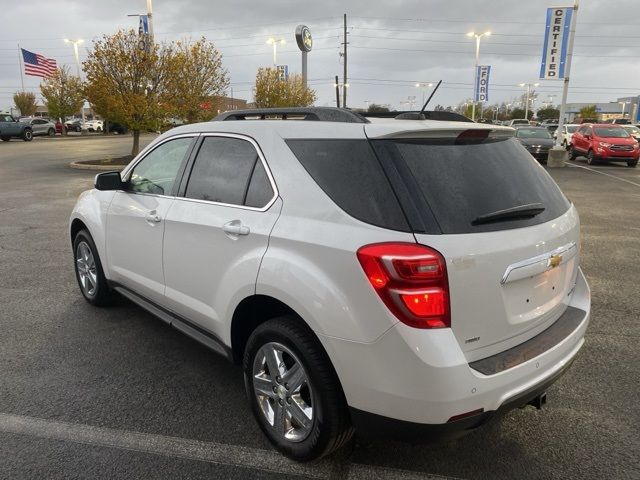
[467,30,491,122]
[266,38,285,67]
[619,101,628,119]
[146,0,154,43]
[64,38,85,131]
[519,82,539,120]
[415,82,433,106]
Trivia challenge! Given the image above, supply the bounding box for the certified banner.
[474,65,491,102]
[540,7,573,79]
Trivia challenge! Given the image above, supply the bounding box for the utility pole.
[335,75,341,108]
[342,14,348,108]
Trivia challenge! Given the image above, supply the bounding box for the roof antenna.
[420,80,442,116]
[395,80,442,120]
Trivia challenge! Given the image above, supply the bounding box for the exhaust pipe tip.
[528,392,547,410]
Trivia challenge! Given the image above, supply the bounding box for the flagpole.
[17,44,25,92]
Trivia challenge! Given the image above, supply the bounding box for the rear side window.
[185,136,274,208]
[371,138,570,234]
[286,139,410,232]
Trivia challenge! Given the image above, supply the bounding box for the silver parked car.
[20,117,56,137]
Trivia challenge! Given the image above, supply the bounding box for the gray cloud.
[1,0,638,111]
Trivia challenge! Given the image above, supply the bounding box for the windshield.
[566,125,578,133]
[516,128,552,139]
[594,127,630,138]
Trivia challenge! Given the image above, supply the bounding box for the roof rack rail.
[213,107,370,124]
[362,110,473,123]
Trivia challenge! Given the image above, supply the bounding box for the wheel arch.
[230,294,319,365]
[70,217,88,246]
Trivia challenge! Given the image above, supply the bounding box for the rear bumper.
[322,268,590,433]
[350,354,575,443]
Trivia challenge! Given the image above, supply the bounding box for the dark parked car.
[515,126,555,163]
[0,114,33,141]
[103,121,128,135]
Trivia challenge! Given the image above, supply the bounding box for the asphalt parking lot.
[0,136,638,479]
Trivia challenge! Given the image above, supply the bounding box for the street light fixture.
[64,38,86,131]
[519,82,540,120]
[266,37,285,67]
[466,30,491,122]
[415,82,433,106]
[619,101,628,119]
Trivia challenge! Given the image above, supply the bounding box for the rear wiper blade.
[472,203,545,226]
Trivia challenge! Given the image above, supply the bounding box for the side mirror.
[95,171,123,191]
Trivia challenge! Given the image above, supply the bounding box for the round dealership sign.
[295,25,313,52]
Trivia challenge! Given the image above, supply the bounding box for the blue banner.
[540,7,572,79]
[474,65,491,102]
[139,15,149,35]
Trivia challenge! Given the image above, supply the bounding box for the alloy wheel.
[252,342,314,443]
[76,241,98,296]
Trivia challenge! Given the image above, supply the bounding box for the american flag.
[21,48,57,77]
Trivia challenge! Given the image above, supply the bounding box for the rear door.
[162,134,281,337]
[370,133,579,361]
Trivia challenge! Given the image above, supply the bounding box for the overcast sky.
[1,0,638,112]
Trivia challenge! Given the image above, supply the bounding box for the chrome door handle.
[145,211,161,224]
[223,220,250,236]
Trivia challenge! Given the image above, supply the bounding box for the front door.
[162,134,281,337]
[106,135,196,304]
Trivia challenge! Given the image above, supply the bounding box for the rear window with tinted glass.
[286,139,410,232]
[371,138,571,234]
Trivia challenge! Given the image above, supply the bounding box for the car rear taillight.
[356,243,450,329]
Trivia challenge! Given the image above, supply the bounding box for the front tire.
[569,146,578,160]
[47,128,55,137]
[22,129,33,141]
[586,150,596,165]
[1,136,10,142]
[73,229,112,306]
[243,316,353,461]
[628,159,638,168]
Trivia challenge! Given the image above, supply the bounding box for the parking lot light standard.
[519,82,539,121]
[266,38,285,67]
[466,31,491,122]
[415,82,433,107]
[64,38,86,133]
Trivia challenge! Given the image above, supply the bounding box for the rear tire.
[628,159,638,168]
[73,229,112,306]
[243,316,353,461]
[22,129,33,142]
[569,146,578,160]
[1,137,10,142]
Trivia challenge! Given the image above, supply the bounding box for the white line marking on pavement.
[566,163,640,188]
[0,412,462,480]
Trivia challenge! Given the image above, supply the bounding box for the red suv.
[570,124,639,167]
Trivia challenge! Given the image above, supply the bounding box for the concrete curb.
[69,161,127,171]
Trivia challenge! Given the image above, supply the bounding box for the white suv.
[70,108,590,461]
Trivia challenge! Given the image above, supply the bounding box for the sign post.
[295,25,312,88]
[543,2,579,167]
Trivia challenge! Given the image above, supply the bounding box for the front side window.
[128,137,192,195]
[185,136,274,208]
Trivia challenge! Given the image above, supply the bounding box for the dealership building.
[564,96,640,123]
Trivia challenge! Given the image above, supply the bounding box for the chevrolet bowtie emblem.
[549,255,562,269]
